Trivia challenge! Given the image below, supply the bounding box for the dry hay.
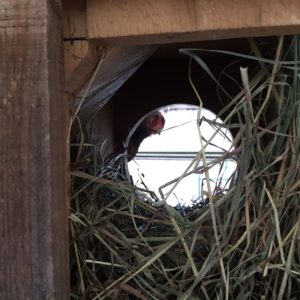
[70,36,300,299]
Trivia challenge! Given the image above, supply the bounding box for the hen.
[127,111,165,161]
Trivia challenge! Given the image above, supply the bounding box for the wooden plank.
[64,40,89,83]
[0,0,69,299]
[63,0,86,39]
[86,0,300,45]
[64,40,100,94]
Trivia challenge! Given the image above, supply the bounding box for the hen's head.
[146,111,165,135]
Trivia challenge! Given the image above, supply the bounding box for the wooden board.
[0,0,69,299]
[64,40,101,95]
[64,40,90,83]
[86,0,300,45]
[63,0,86,39]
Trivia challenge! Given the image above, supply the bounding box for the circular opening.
[128,104,237,207]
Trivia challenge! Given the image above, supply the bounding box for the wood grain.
[64,41,89,83]
[63,0,86,39]
[86,0,300,44]
[0,0,69,299]
[64,40,99,94]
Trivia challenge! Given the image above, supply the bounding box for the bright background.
[128,104,237,207]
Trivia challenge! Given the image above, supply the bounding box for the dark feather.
[127,111,165,160]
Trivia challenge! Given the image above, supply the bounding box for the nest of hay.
[70,36,300,299]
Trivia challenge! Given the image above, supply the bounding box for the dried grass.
[70,36,300,299]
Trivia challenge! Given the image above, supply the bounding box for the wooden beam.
[0,0,69,299]
[64,40,100,94]
[86,0,300,45]
[64,41,89,83]
[63,0,86,39]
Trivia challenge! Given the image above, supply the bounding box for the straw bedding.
[70,36,300,299]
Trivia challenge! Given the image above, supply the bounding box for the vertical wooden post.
[0,0,69,299]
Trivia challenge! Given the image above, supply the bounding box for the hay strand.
[70,36,300,299]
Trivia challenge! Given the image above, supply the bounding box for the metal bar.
[135,151,227,160]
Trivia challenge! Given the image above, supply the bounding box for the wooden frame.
[86,0,300,45]
[0,0,69,299]
[1,0,300,298]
